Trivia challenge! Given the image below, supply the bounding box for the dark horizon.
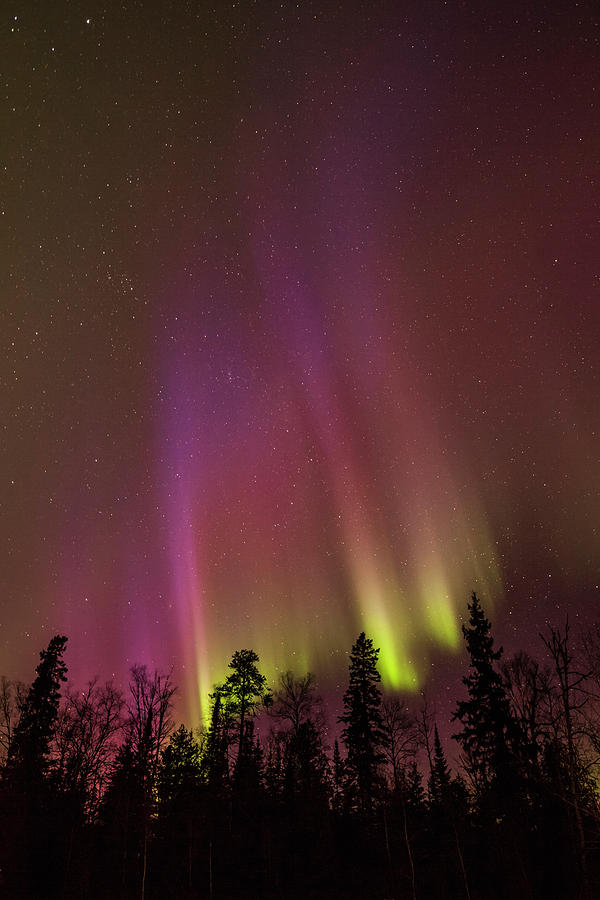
[2,595,600,898]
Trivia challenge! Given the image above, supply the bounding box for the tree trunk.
[402,797,417,900]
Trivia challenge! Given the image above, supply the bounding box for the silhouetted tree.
[427,728,472,900]
[380,698,417,792]
[99,665,175,900]
[501,650,548,781]
[0,635,68,896]
[416,695,435,772]
[454,595,539,899]
[156,725,204,894]
[429,726,452,806]
[270,670,322,734]
[7,616,600,899]
[98,738,148,897]
[126,664,175,788]
[541,622,592,894]
[158,724,203,808]
[5,634,68,786]
[269,670,329,807]
[221,649,270,780]
[203,684,234,788]
[452,593,512,798]
[55,677,124,818]
[0,675,25,765]
[339,632,387,815]
[283,718,330,804]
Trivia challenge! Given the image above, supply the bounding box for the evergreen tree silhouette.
[429,725,452,806]
[339,632,387,815]
[98,738,148,897]
[427,726,472,900]
[452,593,512,797]
[5,634,68,786]
[221,649,270,781]
[156,725,204,894]
[158,724,202,808]
[203,685,233,788]
[453,593,531,899]
[1,635,68,895]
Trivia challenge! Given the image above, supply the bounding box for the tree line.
[1,593,600,899]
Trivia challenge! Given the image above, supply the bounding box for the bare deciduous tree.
[126,665,176,784]
[415,695,435,774]
[0,677,26,764]
[541,621,592,889]
[380,698,418,791]
[270,671,323,735]
[501,650,549,775]
[54,678,125,816]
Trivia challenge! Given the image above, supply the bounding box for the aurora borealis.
[2,2,599,724]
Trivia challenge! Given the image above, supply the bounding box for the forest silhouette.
[1,593,599,899]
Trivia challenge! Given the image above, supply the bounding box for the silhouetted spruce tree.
[453,594,535,900]
[234,718,264,795]
[0,635,69,896]
[452,593,512,798]
[158,724,202,809]
[155,725,204,895]
[283,718,330,806]
[263,730,286,798]
[4,634,68,786]
[404,761,426,813]
[339,632,387,815]
[208,651,270,894]
[429,725,452,806]
[427,727,472,900]
[202,685,233,788]
[97,739,147,897]
[221,649,270,782]
[267,717,330,895]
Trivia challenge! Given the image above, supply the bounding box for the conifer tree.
[452,593,512,796]
[404,761,426,813]
[339,632,387,814]
[234,718,264,795]
[5,634,68,786]
[221,649,270,778]
[99,739,147,896]
[428,725,452,806]
[156,726,204,894]
[0,635,68,895]
[203,685,233,787]
[158,724,202,808]
[283,718,330,807]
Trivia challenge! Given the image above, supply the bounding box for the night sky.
[2,1,599,724]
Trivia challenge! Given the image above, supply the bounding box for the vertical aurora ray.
[142,7,598,724]
[168,495,211,723]
[150,64,510,720]
[241,195,504,698]
[2,2,597,730]
[158,352,212,723]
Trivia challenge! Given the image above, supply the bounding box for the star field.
[2,1,599,722]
